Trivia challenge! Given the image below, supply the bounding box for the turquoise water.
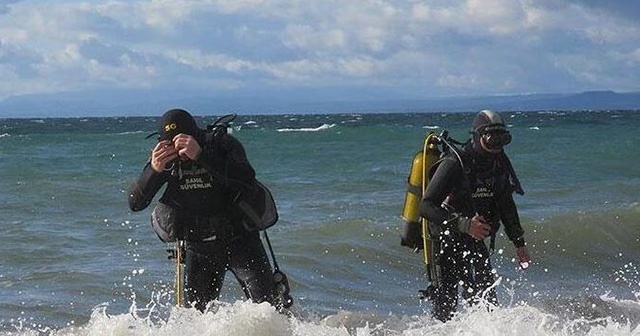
[0,111,639,335]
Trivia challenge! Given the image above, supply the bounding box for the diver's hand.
[150,140,179,172]
[516,246,531,269]
[173,134,202,161]
[467,214,491,240]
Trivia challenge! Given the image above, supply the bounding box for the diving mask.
[481,130,512,150]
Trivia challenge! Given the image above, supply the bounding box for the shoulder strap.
[500,152,525,195]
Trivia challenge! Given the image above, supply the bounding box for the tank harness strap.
[406,182,422,197]
[489,233,497,252]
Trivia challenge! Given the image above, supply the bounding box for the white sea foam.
[116,130,145,135]
[4,298,637,336]
[277,124,336,132]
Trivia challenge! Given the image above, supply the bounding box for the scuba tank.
[401,131,466,296]
[400,132,441,266]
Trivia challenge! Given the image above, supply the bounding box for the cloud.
[0,0,20,15]
[0,0,638,102]
[566,0,640,22]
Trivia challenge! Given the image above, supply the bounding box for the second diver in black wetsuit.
[419,110,532,322]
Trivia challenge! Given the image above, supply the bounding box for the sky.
[0,0,639,109]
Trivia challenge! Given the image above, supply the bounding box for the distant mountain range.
[0,89,639,117]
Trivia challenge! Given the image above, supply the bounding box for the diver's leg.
[228,231,277,305]
[473,241,498,305]
[184,241,228,311]
[462,241,497,307]
[430,238,464,322]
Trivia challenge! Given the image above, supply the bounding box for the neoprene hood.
[159,109,199,141]
[471,109,507,134]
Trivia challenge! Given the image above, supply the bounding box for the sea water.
[0,111,639,335]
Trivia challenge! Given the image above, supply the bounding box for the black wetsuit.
[419,142,525,322]
[128,131,276,311]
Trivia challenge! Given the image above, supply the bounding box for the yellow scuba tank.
[401,152,425,226]
[401,132,441,265]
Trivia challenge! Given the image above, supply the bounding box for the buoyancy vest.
[160,160,233,241]
[431,146,522,245]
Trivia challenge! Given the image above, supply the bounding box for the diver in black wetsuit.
[419,110,531,322]
[128,108,276,311]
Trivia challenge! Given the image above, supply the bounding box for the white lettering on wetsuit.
[178,167,214,191]
[180,180,213,190]
[180,167,209,176]
[471,186,494,199]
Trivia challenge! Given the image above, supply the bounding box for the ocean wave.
[277,124,336,132]
[4,298,638,336]
[525,204,640,256]
[115,130,145,135]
